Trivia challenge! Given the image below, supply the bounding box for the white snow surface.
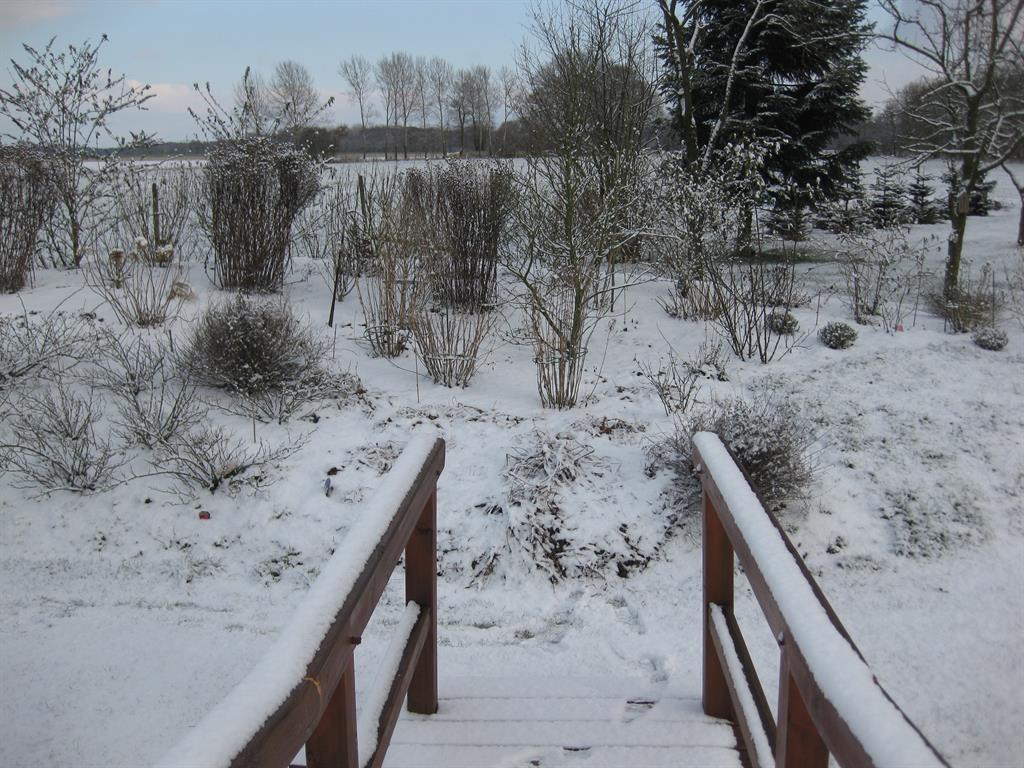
[155,437,437,768]
[1,158,1022,768]
[697,433,942,767]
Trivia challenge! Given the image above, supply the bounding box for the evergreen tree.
[656,0,873,203]
[869,164,907,227]
[906,169,939,225]
[767,184,811,245]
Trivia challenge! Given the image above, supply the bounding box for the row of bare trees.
[339,54,518,160]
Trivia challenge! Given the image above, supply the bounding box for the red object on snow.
[198,511,211,520]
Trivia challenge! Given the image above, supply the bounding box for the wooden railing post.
[703,486,734,719]
[775,646,828,768]
[405,486,437,714]
[306,662,358,768]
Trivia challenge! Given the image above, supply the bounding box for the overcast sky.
[0,0,927,143]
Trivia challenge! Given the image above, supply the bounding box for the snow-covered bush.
[95,332,200,448]
[181,295,336,422]
[687,389,815,508]
[768,309,799,335]
[638,348,703,416]
[406,161,514,312]
[1,384,122,492]
[0,148,54,292]
[493,430,661,582]
[819,321,857,349]
[972,327,1008,351]
[107,162,198,266]
[200,137,319,291]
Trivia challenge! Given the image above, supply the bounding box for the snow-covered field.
[1,159,1021,768]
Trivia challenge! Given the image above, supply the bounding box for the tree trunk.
[944,210,969,298]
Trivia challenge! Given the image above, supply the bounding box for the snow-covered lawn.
[1,160,1021,768]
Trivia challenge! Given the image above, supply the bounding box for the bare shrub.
[687,387,815,508]
[0,310,95,394]
[1,384,122,492]
[407,161,514,311]
[657,278,723,320]
[295,180,359,303]
[505,155,642,409]
[836,226,929,332]
[412,305,494,388]
[84,240,189,327]
[638,350,702,416]
[200,136,320,291]
[705,261,803,362]
[355,171,425,357]
[181,295,336,423]
[927,262,1002,333]
[108,162,199,265]
[0,148,55,291]
[94,332,200,448]
[156,426,304,494]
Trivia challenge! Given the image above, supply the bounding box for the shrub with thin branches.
[1,384,122,492]
[0,148,55,292]
[0,310,96,395]
[84,240,190,327]
[200,136,319,291]
[156,425,304,494]
[412,305,494,388]
[94,332,200,448]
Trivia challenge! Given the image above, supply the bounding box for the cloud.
[0,1,71,30]
[127,79,203,114]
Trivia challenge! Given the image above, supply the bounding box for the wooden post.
[405,488,438,714]
[703,487,733,719]
[775,649,828,768]
[307,663,358,768]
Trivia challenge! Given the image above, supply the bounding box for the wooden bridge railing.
[693,432,949,768]
[157,435,445,768]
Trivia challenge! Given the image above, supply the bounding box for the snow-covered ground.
[1,159,1021,768]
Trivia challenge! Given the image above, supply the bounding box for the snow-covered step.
[378,677,742,768]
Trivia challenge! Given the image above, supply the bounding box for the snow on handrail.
[693,431,946,768]
[156,433,441,768]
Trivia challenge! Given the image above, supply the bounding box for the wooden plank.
[702,488,733,720]
[306,662,358,768]
[404,490,437,715]
[774,649,827,768]
[366,608,432,768]
[708,605,775,768]
[229,439,445,768]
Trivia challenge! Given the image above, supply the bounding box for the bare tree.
[339,55,376,159]
[880,0,1024,297]
[500,65,519,154]
[391,52,418,160]
[1004,162,1024,246]
[376,54,402,160]
[0,36,153,267]
[451,69,473,154]
[415,56,430,159]
[268,60,323,133]
[427,57,453,156]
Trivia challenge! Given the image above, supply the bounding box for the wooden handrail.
[157,435,445,768]
[693,432,949,768]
